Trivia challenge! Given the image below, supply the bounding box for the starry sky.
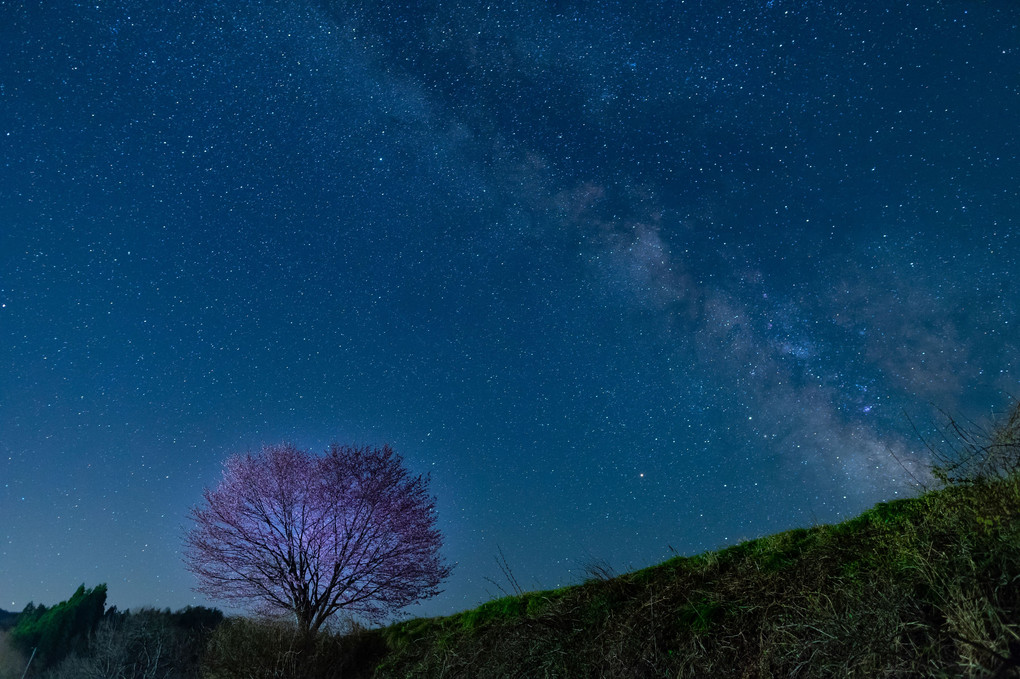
[1,0,1018,619]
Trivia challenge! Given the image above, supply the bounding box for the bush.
[201,616,385,679]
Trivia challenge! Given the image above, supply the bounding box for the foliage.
[166,605,224,635]
[184,443,452,635]
[9,584,106,668]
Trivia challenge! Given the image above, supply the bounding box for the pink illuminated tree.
[183,443,452,634]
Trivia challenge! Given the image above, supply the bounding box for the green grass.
[298,471,1020,678]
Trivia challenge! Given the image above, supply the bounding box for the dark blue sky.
[2,0,1018,619]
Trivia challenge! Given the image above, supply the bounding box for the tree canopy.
[184,443,452,634]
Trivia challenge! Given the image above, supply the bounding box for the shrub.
[201,616,385,679]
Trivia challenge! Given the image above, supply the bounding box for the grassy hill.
[203,467,1020,677]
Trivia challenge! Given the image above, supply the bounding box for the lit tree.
[184,444,451,634]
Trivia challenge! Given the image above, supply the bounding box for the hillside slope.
[202,469,1020,678]
[371,481,1020,677]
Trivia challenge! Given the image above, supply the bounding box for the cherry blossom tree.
[184,443,451,635]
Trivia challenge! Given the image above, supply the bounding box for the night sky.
[2,0,1018,620]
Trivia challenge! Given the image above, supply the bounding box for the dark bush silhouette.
[0,607,19,629]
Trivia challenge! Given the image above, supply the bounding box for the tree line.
[7,584,222,677]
